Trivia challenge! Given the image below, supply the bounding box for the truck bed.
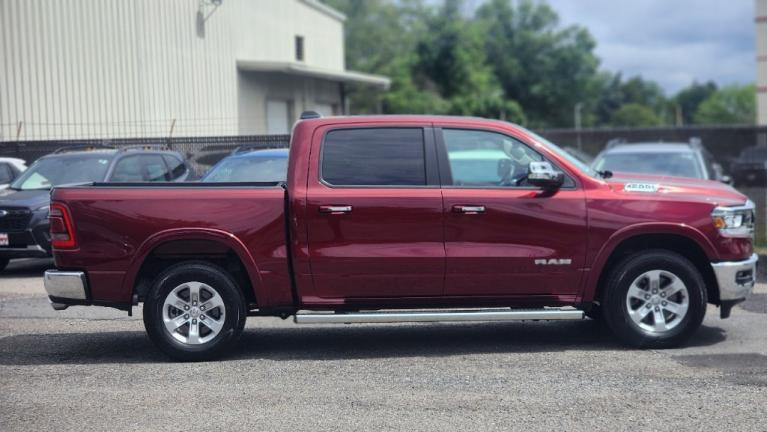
[50,182,292,307]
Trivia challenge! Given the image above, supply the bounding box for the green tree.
[694,84,756,125]
[413,0,525,122]
[673,81,717,125]
[590,74,669,127]
[323,0,431,114]
[610,103,663,127]
[475,0,599,127]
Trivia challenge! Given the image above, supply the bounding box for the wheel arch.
[586,227,720,306]
[124,228,265,307]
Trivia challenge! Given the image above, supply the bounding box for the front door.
[437,127,587,299]
[305,125,445,300]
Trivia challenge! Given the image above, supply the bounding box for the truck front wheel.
[143,261,247,361]
[602,250,707,348]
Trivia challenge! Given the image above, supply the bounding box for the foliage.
[609,103,663,127]
[475,0,599,127]
[693,84,756,125]
[673,81,717,125]
[323,0,754,128]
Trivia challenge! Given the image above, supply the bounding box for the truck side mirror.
[527,161,564,189]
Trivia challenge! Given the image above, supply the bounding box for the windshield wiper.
[597,170,613,179]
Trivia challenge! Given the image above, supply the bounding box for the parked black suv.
[730,144,767,187]
[0,145,190,271]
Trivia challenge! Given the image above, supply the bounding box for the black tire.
[143,261,247,361]
[0,258,9,272]
[602,250,706,349]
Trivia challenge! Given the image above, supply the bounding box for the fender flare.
[122,228,266,305]
[583,222,718,302]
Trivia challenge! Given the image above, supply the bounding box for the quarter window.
[321,128,427,186]
[443,129,542,187]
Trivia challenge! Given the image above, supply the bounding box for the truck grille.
[0,208,32,233]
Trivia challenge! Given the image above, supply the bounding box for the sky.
[544,0,756,95]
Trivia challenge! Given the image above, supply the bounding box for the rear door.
[437,127,587,299]
[305,125,445,300]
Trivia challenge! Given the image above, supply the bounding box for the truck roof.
[298,114,514,126]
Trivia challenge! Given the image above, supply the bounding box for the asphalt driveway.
[1,258,765,431]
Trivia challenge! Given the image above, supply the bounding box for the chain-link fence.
[538,124,767,171]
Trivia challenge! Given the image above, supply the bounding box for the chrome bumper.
[43,270,88,310]
[711,253,758,302]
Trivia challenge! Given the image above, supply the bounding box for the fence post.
[14,121,23,159]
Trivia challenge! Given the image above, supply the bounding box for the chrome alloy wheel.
[625,270,689,334]
[162,281,226,345]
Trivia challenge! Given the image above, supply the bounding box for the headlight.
[711,200,755,237]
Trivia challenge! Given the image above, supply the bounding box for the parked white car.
[0,157,27,189]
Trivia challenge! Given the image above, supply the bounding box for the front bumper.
[711,252,758,308]
[0,244,49,259]
[43,270,88,310]
[0,223,52,259]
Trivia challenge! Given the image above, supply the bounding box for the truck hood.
[605,172,747,207]
[0,188,50,209]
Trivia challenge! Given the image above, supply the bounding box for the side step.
[294,308,584,324]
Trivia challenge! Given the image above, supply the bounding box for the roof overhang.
[237,60,390,90]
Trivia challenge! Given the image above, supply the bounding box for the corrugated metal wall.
[0,0,235,140]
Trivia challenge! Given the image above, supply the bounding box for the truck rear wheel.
[143,261,247,361]
[602,250,706,348]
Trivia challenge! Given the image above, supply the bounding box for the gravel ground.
[1,258,766,431]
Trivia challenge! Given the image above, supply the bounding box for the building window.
[295,35,304,62]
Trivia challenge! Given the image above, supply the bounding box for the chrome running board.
[294,308,584,324]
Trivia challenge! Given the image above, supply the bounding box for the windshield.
[516,126,598,177]
[593,152,704,179]
[10,154,112,190]
[202,156,288,182]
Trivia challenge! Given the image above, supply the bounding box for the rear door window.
[321,128,427,186]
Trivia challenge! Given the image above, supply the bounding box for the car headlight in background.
[35,205,49,215]
[712,200,755,237]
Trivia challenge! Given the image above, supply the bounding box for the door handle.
[319,205,353,214]
[453,205,485,214]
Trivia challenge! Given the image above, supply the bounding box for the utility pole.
[574,103,583,151]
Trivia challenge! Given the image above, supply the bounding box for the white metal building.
[0,0,389,140]
[758,0,767,125]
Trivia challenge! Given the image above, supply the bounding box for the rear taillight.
[49,203,77,249]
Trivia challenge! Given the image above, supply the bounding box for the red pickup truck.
[44,114,757,361]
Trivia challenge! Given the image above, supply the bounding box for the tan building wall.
[0,0,383,140]
[758,0,767,124]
